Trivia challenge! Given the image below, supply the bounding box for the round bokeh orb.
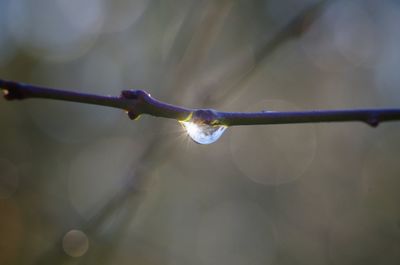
[62,229,89,258]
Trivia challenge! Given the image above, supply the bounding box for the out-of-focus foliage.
[1,0,400,264]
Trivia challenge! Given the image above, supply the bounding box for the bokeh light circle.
[62,229,89,257]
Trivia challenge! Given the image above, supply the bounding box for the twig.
[1,79,400,127]
[0,79,191,120]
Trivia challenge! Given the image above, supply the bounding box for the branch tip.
[1,81,26,100]
[1,88,9,97]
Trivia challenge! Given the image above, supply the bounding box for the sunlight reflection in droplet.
[230,100,317,185]
[180,121,227,145]
[62,229,89,257]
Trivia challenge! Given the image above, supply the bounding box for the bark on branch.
[1,79,400,127]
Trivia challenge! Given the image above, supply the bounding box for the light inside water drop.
[180,121,227,144]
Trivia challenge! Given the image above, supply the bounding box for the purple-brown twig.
[2,79,400,127]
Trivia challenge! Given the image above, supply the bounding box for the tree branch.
[1,79,400,127]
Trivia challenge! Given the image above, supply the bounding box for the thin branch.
[218,109,400,127]
[200,0,330,107]
[2,79,400,127]
[0,79,192,121]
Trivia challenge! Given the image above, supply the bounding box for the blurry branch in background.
[199,0,330,106]
[163,0,234,98]
[2,79,400,128]
[253,1,327,61]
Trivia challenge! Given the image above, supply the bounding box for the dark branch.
[1,79,400,127]
[0,79,192,121]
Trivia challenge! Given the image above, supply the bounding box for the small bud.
[127,110,141,120]
[368,119,379,128]
[0,82,25,100]
[121,90,150,100]
[192,109,220,125]
[367,115,380,128]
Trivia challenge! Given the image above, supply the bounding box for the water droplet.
[180,121,227,144]
[62,230,89,258]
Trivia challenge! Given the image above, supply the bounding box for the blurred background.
[1,0,400,264]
